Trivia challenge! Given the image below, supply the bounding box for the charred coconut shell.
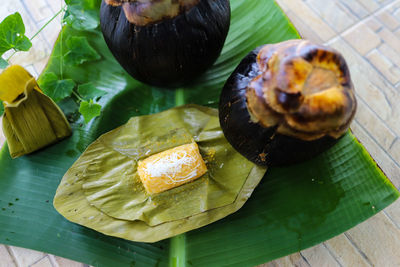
[100,0,230,87]
[219,40,357,166]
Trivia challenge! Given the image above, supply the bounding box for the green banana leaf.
[0,0,398,266]
[54,105,267,243]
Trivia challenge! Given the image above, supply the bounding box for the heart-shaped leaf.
[38,72,76,102]
[64,0,99,31]
[0,12,32,55]
[63,36,100,66]
[79,99,101,123]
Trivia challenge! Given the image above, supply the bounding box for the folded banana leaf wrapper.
[0,66,71,158]
[0,0,399,266]
[54,105,266,242]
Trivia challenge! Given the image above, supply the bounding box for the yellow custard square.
[137,143,207,194]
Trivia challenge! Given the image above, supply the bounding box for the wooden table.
[1,0,400,266]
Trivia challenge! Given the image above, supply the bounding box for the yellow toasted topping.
[137,143,207,194]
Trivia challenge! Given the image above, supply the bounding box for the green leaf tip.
[38,72,76,102]
[0,12,32,55]
[63,36,100,66]
[79,99,101,123]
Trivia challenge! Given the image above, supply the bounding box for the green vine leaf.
[0,12,32,55]
[64,36,100,66]
[0,57,8,69]
[38,72,76,102]
[65,0,97,10]
[64,0,99,31]
[78,83,106,100]
[0,100,4,116]
[79,99,101,123]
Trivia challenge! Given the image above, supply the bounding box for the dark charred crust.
[255,40,355,138]
[219,47,277,165]
[341,80,351,87]
[329,53,339,64]
[276,90,303,110]
[318,50,328,62]
[339,89,357,129]
[291,107,344,123]
[302,46,319,61]
[219,40,357,166]
[101,0,230,87]
[339,59,350,81]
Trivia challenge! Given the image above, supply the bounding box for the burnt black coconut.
[219,40,357,166]
[100,0,230,88]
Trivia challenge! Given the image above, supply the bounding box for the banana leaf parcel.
[54,105,266,242]
[0,65,71,158]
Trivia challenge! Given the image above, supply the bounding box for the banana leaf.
[54,105,266,242]
[0,0,398,266]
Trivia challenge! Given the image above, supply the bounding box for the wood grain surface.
[0,0,400,266]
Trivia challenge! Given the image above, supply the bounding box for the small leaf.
[64,36,100,66]
[0,12,32,55]
[0,100,4,116]
[79,99,101,123]
[65,0,97,9]
[65,0,99,30]
[38,72,76,102]
[0,57,8,69]
[14,36,32,51]
[64,5,99,31]
[78,83,106,100]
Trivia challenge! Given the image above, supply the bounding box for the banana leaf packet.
[0,65,72,158]
[54,105,266,242]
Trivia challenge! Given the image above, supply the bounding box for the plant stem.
[169,90,187,266]
[72,90,84,102]
[60,3,64,80]
[175,88,185,106]
[169,234,186,267]
[30,7,65,41]
[6,7,65,63]
[6,50,17,62]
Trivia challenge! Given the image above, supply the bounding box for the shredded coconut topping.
[143,151,199,184]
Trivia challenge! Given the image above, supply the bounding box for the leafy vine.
[0,0,105,123]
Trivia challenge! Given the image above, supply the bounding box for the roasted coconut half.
[219,39,357,166]
[100,0,231,87]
